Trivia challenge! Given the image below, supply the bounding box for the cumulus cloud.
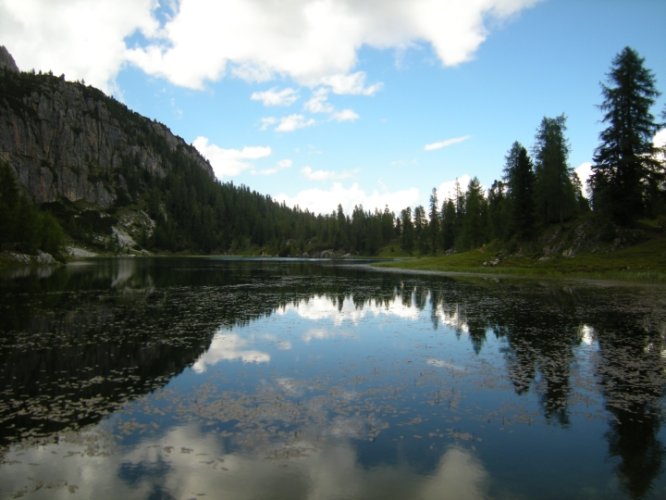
[192,331,270,373]
[321,71,383,96]
[124,0,539,90]
[304,88,360,123]
[301,166,355,182]
[193,136,271,179]
[304,88,335,114]
[574,162,593,199]
[424,135,471,151]
[276,114,316,132]
[1,1,538,95]
[0,0,156,93]
[259,116,278,131]
[251,87,299,107]
[438,174,472,201]
[331,109,360,122]
[253,159,293,176]
[275,182,420,215]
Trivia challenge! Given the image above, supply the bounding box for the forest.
[0,46,664,259]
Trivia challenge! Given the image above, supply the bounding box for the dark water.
[1,258,665,499]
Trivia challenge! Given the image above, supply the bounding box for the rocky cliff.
[0,46,213,210]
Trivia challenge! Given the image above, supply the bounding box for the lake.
[1,258,665,499]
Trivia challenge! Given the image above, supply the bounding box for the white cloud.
[192,331,270,373]
[304,88,335,114]
[253,159,293,176]
[654,128,666,148]
[304,88,360,123]
[123,0,538,90]
[276,114,316,132]
[301,166,355,182]
[259,116,278,131]
[331,109,360,122]
[654,128,666,163]
[321,71,383,96]
[251,87,299,107]
[574,162,593,199]
[424,135,471,151]
[275,182,420,215]
[1,1,538,94]
[193,136,271,179]
[438,174,472,201]
[0,0,157,93]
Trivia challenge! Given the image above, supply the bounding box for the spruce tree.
[441,199,456,251]
[533,115,576,224]
[504,142,536,240]
[459,177,487,250]
[591,47,661,225]
[428,188,439,254]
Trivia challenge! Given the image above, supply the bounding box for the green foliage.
[591,47,662,225]
[504,142,536,240]
[441,199,457,251]
[458,177,488,251]
[0,162,65,256]
[400,207,414,253]
[533,115,577,225]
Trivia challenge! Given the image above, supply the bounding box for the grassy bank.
[374,235,666,283]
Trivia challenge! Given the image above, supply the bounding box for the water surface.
[1,258,665,499]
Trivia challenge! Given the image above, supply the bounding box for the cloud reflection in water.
[0,425,489,500]
[192,331,270,373]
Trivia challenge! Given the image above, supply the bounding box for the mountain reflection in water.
[0,258,665,499]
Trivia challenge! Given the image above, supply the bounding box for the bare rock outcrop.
[0,47,213,209]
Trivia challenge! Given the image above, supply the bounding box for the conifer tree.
[458,177,487,250]
[441,199,457,251]
[504,142,536,240]
[428,188,439,254]
[591,47,661,224]
[533,115,576,224]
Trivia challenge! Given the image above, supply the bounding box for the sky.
[1,0,665,215]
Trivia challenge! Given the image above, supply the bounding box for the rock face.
[0,47,213,209]
[0,46,19,73]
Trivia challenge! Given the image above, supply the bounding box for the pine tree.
[413,205,429,254]
[504,142,536,240]
[441,199,456,251]
[428,188,439,254]
[400,207,414,253]
[487,179,509,241]
[533,115,576,225]
[459,177,487,250]
[591,47,661,225]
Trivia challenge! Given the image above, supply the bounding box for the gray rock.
[0,46,19,73]
[0,47,214,209]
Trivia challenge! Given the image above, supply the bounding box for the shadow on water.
[1,258,665,498]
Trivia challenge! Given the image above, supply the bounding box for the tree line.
[395,46,664,255]
[1,46,663,258]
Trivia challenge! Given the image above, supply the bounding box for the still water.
[1,258,665,499]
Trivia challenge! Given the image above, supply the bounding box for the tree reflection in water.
[0,258,665,498]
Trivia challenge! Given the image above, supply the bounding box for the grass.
[374,235,666,283]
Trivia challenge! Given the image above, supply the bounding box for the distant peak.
[0,46,19,73]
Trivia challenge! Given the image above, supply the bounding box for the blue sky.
[2,0,665,215]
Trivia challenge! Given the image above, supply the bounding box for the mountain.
[0,47,396,260]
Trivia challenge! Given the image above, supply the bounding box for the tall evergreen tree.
[458,177,487,250]
[428,188,440,254]
[441,199,457,251]
[414,205,429,254]
[504,142,536,240]
[591,47,661,225]
[487,180,509,241]
[533,115,576,225]
[400,207,414,253]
